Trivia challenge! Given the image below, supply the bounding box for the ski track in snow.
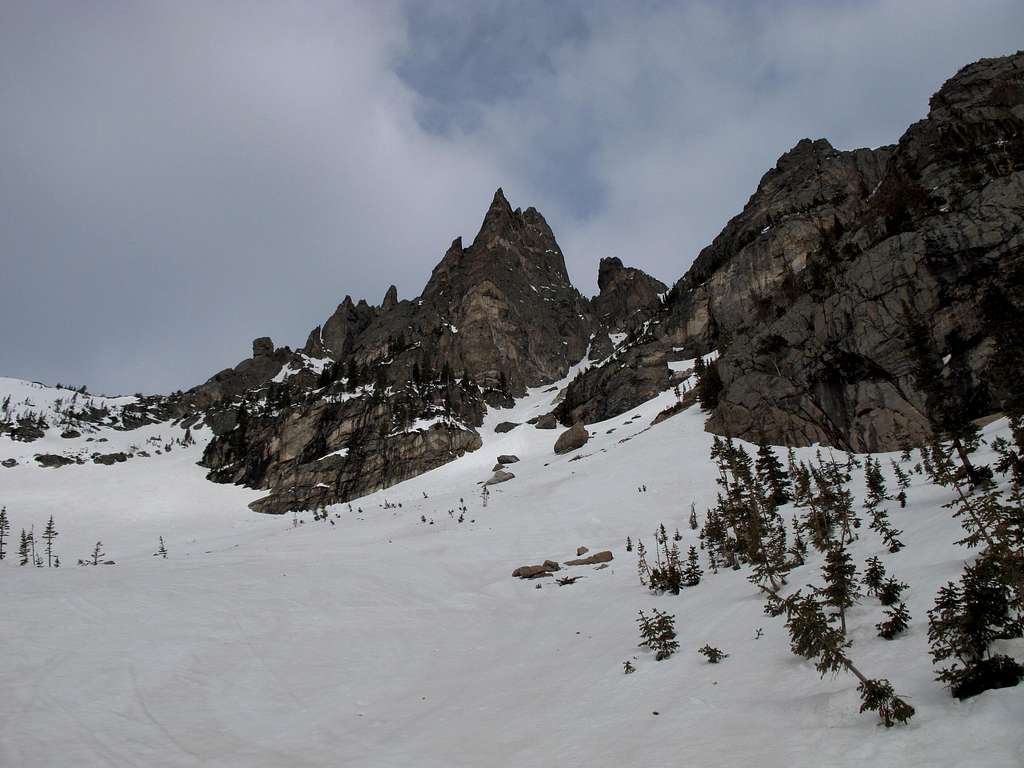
[1,372,1022,767]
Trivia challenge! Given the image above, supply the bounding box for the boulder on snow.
[60,429,82,439]
[512,560,561,578]
[496,454,520,465]
[485,469,515,486]
[554,422,589,454]
[34,453,75,468]
[532,413,558,430]
[576,546,589,556]
[2,458,18,468]
[92,452,129,465]
[495,422,519,434]
[565,550,613,566]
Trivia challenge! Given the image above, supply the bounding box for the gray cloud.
[1,1,1021,394]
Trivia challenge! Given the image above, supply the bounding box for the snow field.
[1,375,1022,767]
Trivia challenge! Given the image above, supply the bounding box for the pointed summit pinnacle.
[475,187,518,246]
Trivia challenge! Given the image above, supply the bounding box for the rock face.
[559,51,1024,451]
[707,52,1024,450]
[553,422,589,454]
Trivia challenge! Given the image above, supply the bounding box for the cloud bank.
[1,0,1021,393]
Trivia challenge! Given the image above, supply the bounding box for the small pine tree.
[697,644,728,663]
[877,602,911,640]
[90,541,105,566]
[927,555,1024,699]
[878,576,909,607]
[623,659,636,675]
[756,442,791,509]
[688,503,698,530]
[41,515,58,568]
[637,609,679,661]
[625,536,633,553]
[784,590,915,726]
[636,540,649,588]
[820,542,860,635]
[18,528,29,566]
[862,556,887,597]
[0,506,9,561]
[155,537,168,559]
[682,545,703,586]
[787,516,808,566]
[857,678,916,727]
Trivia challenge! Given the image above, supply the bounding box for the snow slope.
[1,376,1021,767]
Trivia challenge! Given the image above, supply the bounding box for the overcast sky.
[2,1,1022,394]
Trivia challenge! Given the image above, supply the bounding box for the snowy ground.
[1,374,1022,767]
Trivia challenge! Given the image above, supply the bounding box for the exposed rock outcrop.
[591,257,667,333]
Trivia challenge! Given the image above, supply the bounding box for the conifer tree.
[878,576,909,607]
[820,542,860,635]
[0,506,9,561]
[682,545,703,586]
[28,526,40,567]
[862,556,886,597]
[864,458,904,553]
[785,515,807,566]
[41,515,58,568]
[877,603,911,640]
[18,528,28,566]
[155,537,168,558]
[783,590,914,726]
[927,554,1023,699]
[637,609,678,660]
[688,502,698,530]
[90,541,105,566]
[756,442,791,509]
[698,644,728,663]
[636,540,649,588]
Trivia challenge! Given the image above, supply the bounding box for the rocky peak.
[252,337,274,358]
[592,257,667,333]
[472,187,517,247]
[382,285,398,311]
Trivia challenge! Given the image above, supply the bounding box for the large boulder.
[485,470,515,486]
[565,550,613,566]
[34,454,75,468]
[554,422,589,454]
[512,560,561,578]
